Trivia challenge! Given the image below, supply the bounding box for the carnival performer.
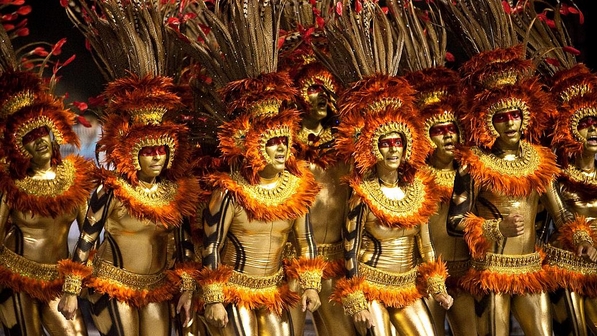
[57,2,199,335]
[507,3,597,334]
[170,1,325,335]
[440,2,596,335]
[394,1,476,334]
[0,11,96,335]
[278,2,354,334]
[315,3,453,335]
[545,60,597,335]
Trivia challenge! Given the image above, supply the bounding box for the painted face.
[429,122,459,159]
[264,136,288,172]
[578,116,597,152]
[137,145,167,181]
[305,84,329,122]
[22,127,52,163]
[377,132,404,171]
[492,109,522,148]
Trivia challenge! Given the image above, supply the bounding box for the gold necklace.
[426,166,456,189]
[474,141,539,176]
[232,170,299,206]
[15,160,75,197]
[117,178,177,207]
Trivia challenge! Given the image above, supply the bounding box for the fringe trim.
[461,251,551,296]
[557,215,597,250]
[0,156,97,218]
[462,213,492,259]
[103,173,199,229]
[349,171,440,229]
[323,259,346,279]
[457,143,559,197]
[0,265,62,303]
[224,283,299,316]
[417,258,448,294]
[57,259,94,279]
[284,256,327,279]
[86,271,179,308]
[331,276,422,309]
[208,165,319,222]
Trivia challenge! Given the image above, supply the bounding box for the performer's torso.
[221,204,295,276]
[99,198,173,274]
[308,162,349,244]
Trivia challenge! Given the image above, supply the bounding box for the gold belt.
[473,252,542,274]
[446,259,471,278]
[317,242,343,261]
[359,263,417,288]
[544,244,597,275]
[0,246,59,282]
[94,259,168,290]
[229,268,284,289]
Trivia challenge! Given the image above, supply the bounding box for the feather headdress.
[172,0,304,184]
[439,0,554,149]
[63,0,191,184]
[315,1,426,181]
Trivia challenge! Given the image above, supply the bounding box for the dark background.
[17,0,597,105]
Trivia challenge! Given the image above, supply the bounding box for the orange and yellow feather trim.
[102,173,199,229]
[557,215,597,251]
[456,142,559,198]
[417,258,449,296]
[0,156,98,218]
[284,256,326,292]
[208,164,319,222]
[348,170,440,229]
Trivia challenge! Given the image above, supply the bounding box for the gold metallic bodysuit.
[425,166,476,336]
[63,174,198,336]
[337,172,446,336]
[288,158,355,336]
[201,168,320,336]
[553,164,597,335]
[447,143,570,336]
[0,156,95,336]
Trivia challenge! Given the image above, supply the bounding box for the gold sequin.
[473,252,542,274]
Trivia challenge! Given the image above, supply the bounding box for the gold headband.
[131,134,177,171]
[423,111,461,149]
[570,107,597,143]
[129,107,168,125]
[486,97,530,138]
[248,99,282,118]
[16,116,65,158]
[259,126,293,165]
[371,122,413,163]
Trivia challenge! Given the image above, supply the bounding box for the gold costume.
[545,61,597,336]
[0,157,95,336]
[200,164,322,336]
[0,24,97,333]
[405,61,476,336]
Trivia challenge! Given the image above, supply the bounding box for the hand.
[204,302,228,328]
[577,242,597,262]
[176,291,194,328]
[353,309,375,335]
[58,293,78,320]
[301,289,321,312]
[434,293,454,310]
[499,214,525,237]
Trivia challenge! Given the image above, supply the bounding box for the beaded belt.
[317,242,344,262]
[0,246,59,282]
[544,244,597,275]
[473,252,542,274]
[94,259,168,291]
[359,263,417,288]
[229,268,284,289]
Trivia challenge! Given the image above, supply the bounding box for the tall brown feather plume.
[313,1,405,87]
